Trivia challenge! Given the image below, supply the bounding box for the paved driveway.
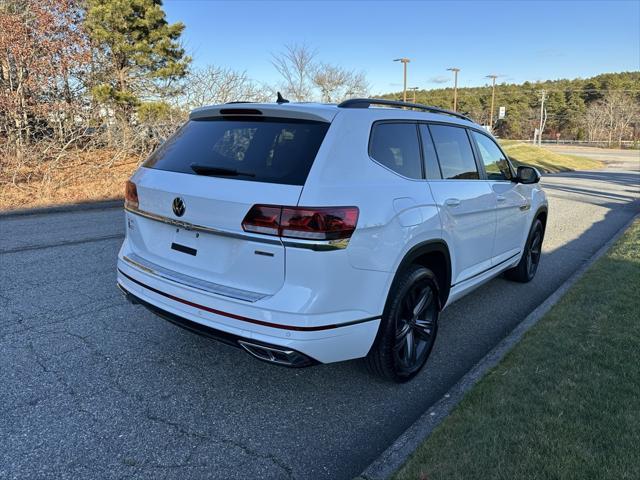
[1,148,638,479]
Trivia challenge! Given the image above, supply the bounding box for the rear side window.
[418,124,442,179]
[143,117,329,185]
[429,125,479,180]
[369,123,423,179]
[471,131,513,181]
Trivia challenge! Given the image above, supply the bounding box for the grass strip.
[395,220,640,480]
[501,141,603,173]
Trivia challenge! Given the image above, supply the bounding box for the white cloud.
[429,76,450,84]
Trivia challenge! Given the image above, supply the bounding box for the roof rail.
[337,98,474,123]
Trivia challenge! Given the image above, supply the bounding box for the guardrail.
[508,139,639,149]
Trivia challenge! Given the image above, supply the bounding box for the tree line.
[1,0,638,180]
[381,72,640,144]
[0,0,367,167]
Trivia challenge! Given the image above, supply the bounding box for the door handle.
[445,198,461,207]
[496,195,506,202]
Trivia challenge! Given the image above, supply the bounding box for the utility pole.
[394,58,411,102]
[486,74,498,129]
[538,89,547,146]
[447,67,460,111]
[409,87,419,103]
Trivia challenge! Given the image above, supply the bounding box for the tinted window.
[471,131,513,181]
[369,123,422,179]
[429,125,479,180]
[143,118,329,185]
[419,124,442,179]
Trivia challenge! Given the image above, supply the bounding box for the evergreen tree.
[382,72,639,140]
[85,0,190,119]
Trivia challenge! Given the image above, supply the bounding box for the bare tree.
[344,71,369,99]
[180,66,272,110]
[0,0,89,156]
[584,92,639,145]
[608,91,639,146]
[312,64,368,102]
[271,43,316,101]
[584,102,608,142]
[312,64,349,103]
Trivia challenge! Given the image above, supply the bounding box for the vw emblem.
[172,197,186,217]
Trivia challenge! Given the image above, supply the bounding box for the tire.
[505,219,544,283]
[365,264,440,383]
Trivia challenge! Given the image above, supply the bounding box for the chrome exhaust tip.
[117,283,139,305]
[238,340,314,367]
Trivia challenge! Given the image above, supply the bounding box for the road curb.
[359,214,638,480]
[0,199,123,218]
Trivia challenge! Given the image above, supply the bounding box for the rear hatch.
[126,107,333,297]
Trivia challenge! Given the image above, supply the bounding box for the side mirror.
[515,165,541,184]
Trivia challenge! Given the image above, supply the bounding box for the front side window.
[471,131,513,181]
[369,123,423,179]
[429,125,479,180]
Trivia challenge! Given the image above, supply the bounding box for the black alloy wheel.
[526,225,543,279]
[393,280,438,377]
[365,265,440,382]
[505,218,545,283]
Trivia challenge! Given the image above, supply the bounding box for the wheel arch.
[390,240,452,311]
[534,205,548,239]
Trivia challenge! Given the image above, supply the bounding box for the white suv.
[117,98,547,382]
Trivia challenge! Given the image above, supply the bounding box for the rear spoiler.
[189,103,338,123]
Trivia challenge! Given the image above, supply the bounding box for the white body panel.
[128,167,300,295]
[490,180,532,264]
[427,180,496,284]
[117,102,548,365]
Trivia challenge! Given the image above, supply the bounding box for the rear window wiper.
[190,163,256,178]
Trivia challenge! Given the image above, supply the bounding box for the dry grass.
[0,139,605,212]
[0,149,141,211]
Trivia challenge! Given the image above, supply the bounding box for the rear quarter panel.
[299,111,444,314]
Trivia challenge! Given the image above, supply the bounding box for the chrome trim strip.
[281,238,350,251]
[126,205,349,251]
[125,205,282,245]
[122,253,268,302]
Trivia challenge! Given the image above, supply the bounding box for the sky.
[163,0,640,94]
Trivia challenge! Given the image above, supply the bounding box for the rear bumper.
[116,255,381,364]
[118,284,316,367]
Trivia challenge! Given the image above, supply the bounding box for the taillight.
[242,205,359,241]
[280,207,358,240]
[125,180,138,209]
[241,205,281,236]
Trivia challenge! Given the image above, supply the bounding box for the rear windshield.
[143,117,329,185]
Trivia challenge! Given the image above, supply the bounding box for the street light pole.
[486,74,498,129]
[409,87,419,103]
[394,58,411,102]
[447,67,460,111]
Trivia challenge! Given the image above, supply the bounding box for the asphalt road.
[1,148,638,480]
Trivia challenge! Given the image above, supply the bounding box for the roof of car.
[189,101,479,128]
